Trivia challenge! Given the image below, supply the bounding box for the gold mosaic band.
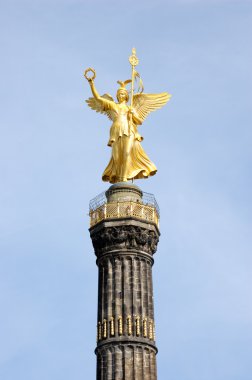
[97,315,155,342]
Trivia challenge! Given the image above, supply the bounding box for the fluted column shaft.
[97,254,155,338]
[90,218,159,380]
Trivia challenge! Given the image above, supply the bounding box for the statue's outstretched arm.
[89,80,101,100]
[88,79,115,113]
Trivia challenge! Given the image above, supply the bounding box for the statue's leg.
[111,140,120,182]
[121,135,134,181]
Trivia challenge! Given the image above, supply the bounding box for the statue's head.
[117,88,129,103]
[116,80,131,103]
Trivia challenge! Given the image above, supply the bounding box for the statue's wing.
[86,93,115,121]
[132,92,171,123]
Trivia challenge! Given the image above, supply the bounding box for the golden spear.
[128,48,139,184]
[129,47,139,109]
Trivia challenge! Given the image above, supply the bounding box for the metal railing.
[89,191,160,228]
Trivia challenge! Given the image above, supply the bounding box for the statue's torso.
[108,103,133,146]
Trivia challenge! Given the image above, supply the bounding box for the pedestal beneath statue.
[89,183,160,380]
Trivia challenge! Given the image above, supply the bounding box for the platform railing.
[89,200,159,227]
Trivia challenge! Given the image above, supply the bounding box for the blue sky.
[0,0,251,379]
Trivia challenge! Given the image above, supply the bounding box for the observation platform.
[89,183,160,228]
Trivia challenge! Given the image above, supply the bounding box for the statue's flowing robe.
[100,99,157,183]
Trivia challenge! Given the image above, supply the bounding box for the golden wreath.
[84,67,96,81]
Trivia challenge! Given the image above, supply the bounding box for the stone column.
[89,183,160,380]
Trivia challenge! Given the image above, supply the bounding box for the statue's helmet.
[116,80,131,102]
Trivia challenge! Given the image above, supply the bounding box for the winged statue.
[84,54,171,184]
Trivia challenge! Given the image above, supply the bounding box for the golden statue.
[84,48,171,184]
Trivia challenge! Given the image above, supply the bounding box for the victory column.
[84,49,171,380]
